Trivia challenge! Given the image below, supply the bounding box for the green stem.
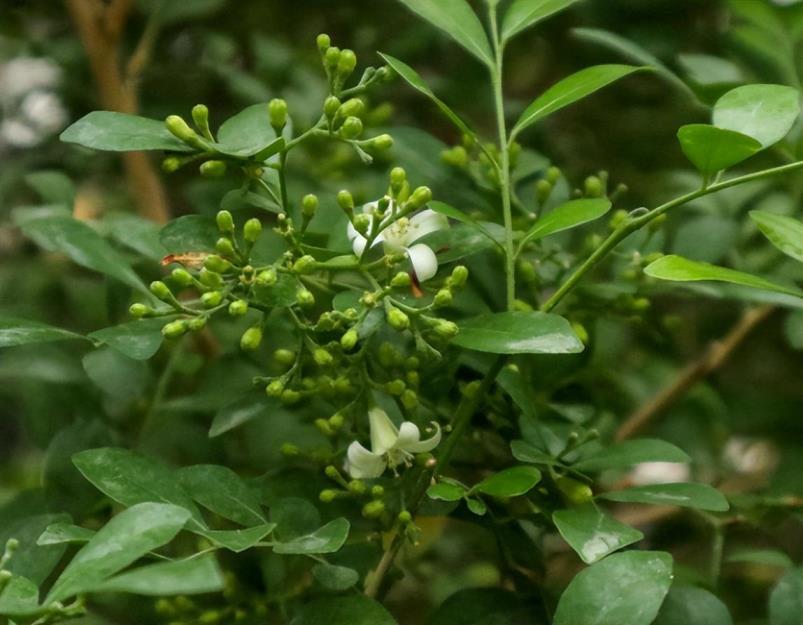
[540,160,803,313]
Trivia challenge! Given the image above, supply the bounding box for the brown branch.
[616,305,775,441]
[65,0,170,223]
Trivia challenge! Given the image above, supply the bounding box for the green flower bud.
[401,388,418,410]
[407,186,432,209]
[296,288,315,308]
[274,348,296,366]
[319,489,338,503]
[292,255,318,275]
[191,104,211,135]
[162,156,183,173]
[441,145,468,167]
[340,116,364,139]
[536,179,552,203]
[268,99,288,131]
[376,65,393,82]
[433,289,452,308]
[228,300,249,316]
[362,500,385,519]
[386,379,406,396]
[352,213,371,235]
[371,134,394,150]
[199,610,220,625]
[165,115,198,143]
[449,265,469,288]
[162,320,188,339]
[571,321,589,345]
[405,356,420,370]
[199,268,223,288]
[188,317,207,332]
[434,320,459,339]
[313,348,333,367]
[324,46,341,71]
[632,297,650,312]
[216,210,234,233]
[347,479,366,495]
[337,190,355,211]
[391,272,411,288]
[390,167,406,192]
[334,376,354,395]
[266,380,284,397]
[215,237,235,257]
[240,325,263,351]
[340,329,358,351]
[316,33,331,54]
[171,268,194,287]
[243,218,262,243]
[129,303,150,318]
[386,307,410,331]
[371,485,385,498]
[315,418,334,436]
[280,389,301,405]
[204,254,231,274]
[150,281,172,301]
[155,599,175,617]
[329,413,344,429]
[556,476,594,505]
[324,96,342,119]
[302,194,319,218]
[325,465,340,479]
[406,370,420,387]
[339,98,365,119]
[609,209,629,230]
[337,49,357,78]
[584,175,603,198]
[547,166,562,183]
[200,160,227,178]
[255,268,278,287]
[201,291,223,308]
[398,510,413,524]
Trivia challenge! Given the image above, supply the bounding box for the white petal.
[368,407,399,455]
[351,234,368,257]
[346,441,387,479]
[408,209,448,243]
[396,421,422,450]
[403,422,442,453]
[346,221,360,242]
[406,243,439,282]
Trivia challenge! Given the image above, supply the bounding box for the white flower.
[345,407,441,479]
[347,198,448,282]
[629,461,691,486]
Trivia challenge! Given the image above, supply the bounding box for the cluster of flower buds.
[442,134,522,190]
[319,465,388,520]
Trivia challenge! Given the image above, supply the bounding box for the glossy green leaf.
[0,317,83,348]
[572,439,691,473]
[72,447,207,531]
[429,588,529,625]
[645,255,803,298]
[160,215,219,253]
[397,0,494,67]
[712,84,800,148]
[46,503,191,603]
[95,554,224,596]
[0,513,71,585]
[290,595,398,625]
[553,502,643,564]
[214,103,285,158]
[502,0,579,41]
[520,198,612,248]
[19,216,148,293]
[599,483,730,512]
[37,522,95,546]
[273,518,350,555]
[512,65,645,138]
[379,54,474,137]
[553,551,673,625]
[453,311,584,354]
[200,524,276,552]
[472,466,542,497]
[466,497,488,516]
[60,111,193,152]
[312,564,360,591]
[427,481,468,502]
[178,464,266,526]
[677,125,762,178]
[0,576,41,618]
[726,548,793,568]
[770,566,803,625]
[89,318,168,361]
[653,586,733,625]
[750,210,803,263]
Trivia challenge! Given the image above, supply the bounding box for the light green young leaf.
[599,482,730,512]
[312,563,360,591]
[511,440,559,465]
[397,0,494,67]
[214,103,285,158]
[553,551,673,625]
[677,125,762,179]
[379,54,475,138]
[572,439,691,473]
[46,503,191,603]
[95,554,224,596]
[502,0,580,42]
[472,466,542,497]
[677,53,744,88]
[0,576,41,618]
[653,586,733,625]
[273,518,350,555]
[512,64,645,138]
[553,502,644,564]
[645,255,803,298]
[89,318,168,361]
[178,464,266,526]
[750,210,803,263]
[453,311,584,354]
[713,84,801,148]
[466,497,488,515]
[60,111,193,152]
[519,198,611,249]
[291,595,398,625]
[0,317,84,348]
[37,522,95,546]
[726,548,793,569]
[200,524,276,553]
[427,481,468,502]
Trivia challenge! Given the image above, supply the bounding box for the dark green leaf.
[553,502,643,564]
[95,554,224,596]
[653,586,733,625]
[420,222,506,263]
[104,213,165,261]
[750,210,803,263]
[160,215,219,253]
[770,566,803,625]
[178,464,266,526]
[290,595,398,625]
[713,84,800,148]
[677,125,761,178]
[37,523,95,546]
[201,524,276,553]
[502,0,579,42]
[453,311,584,355]
[0,513,70,585]
[0,576,41,618]
[273,518,350,555]
[0,317,83,348]
[599,483,730,512]
[572,439,690,473]
[511,440,558,465]
[88,318,167,361]
[427,481,468,502]
[472,466,542,497]
[60,111,193,152]
[429,588,530,625]
[520,198,611,248]
[82,348,148,401]
[553,551,673,625]
[209,395,281,438]
[312,564,360,591]
[215,104,285,158]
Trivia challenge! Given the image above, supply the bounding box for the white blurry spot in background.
[0,56,68,149]
[723,437,778,477]
[629,461,691,486]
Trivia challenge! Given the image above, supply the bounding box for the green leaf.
[599,483,730,512]
[160,215,219,253]
[420,222,506,263]
[200,524,276,553]
[511,440,559,465]
[726,548,793,568]
[95,554,224,596]
[397,0,494,67]
[502,0,579,42]
[273,518,350,555]
[520,198,612,248]
[312,564,360,591]
[712,84,801,148]
[553,502,644,564]
[511,65,645,138]
[677,125,762,179]
[0,513,71,585]
[290,595,398,625]
[645,255,803,298]
[37,522,95,546]
[25,171,76,206]
[60,111,193,152]
[0,317,84,348]
[0,576,41,618]
[430,588,529,625]
[214,104,285,158]
[19,215,149,293]
[453,311,584,354]
[379,54,475,138]
[750,210,803,263]
[466,497,488,516]
[209,394,281,438]
[104,213,166,261]
[178,464,266,526]
[553,551,673,625]
[83,348,148,401]
[46,503,191,603]
[72,448,207,531]
[572,439,691,473]
[89,318,168,361]
[427,481,468,502]
[472,466,542,497]
[770,566,803,625]
[653,586,733,625]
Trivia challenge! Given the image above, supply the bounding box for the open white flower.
[347,198,448,282]
[345,407,441,479]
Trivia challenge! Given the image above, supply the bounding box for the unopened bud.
[547,166,561,184]
[319,489,338,503]
[201,291,223,308]
[313,348,333,367]
[584,175,603,198]
[266,380,284,397]
[215,237,235,257]
[199,268,223,288]
[371,134,394,150]
[352,213,371,235]
[296,288,315,308]
[150,281,172,301]
[280,389,301,405]
[390,167,406,192]
[292,255,318,275]
[434,320,459,339]
[324,46,341,71]
[401,389,418,410]
[129,303,150,318]
[228,300,249,316]
[316,33,331,54]
[216,210,234,233]
[387,307,410,331]
[171,268,194,287]
[536,179,552,203]
[200,160,227,178]
[274,349,296,366]
[386,379,406,396]
[165,115,198,143]
[398,510,413,524]
[340,329,358,351]
[324,96,341,119]
[268,99,288,131]
[339,98,365,119]
[337,190,355,211]
[449,265,469,288]
[243,218,262,243]
[340,116,363,139]
[407,186,432,209]
[188,317,207,332]
[362,500,385,518]
[391,272,411,288]
[162,156,182,173]
[256,268,278,287]
[347,479,366,495]
[204,255,231,274]
[337,49,357,78]
[162,320,187,339]
[240,325,263,351]
[433,289,452,308]
[302,194,319,218]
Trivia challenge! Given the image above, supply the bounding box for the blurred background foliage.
[2,0,803,623]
